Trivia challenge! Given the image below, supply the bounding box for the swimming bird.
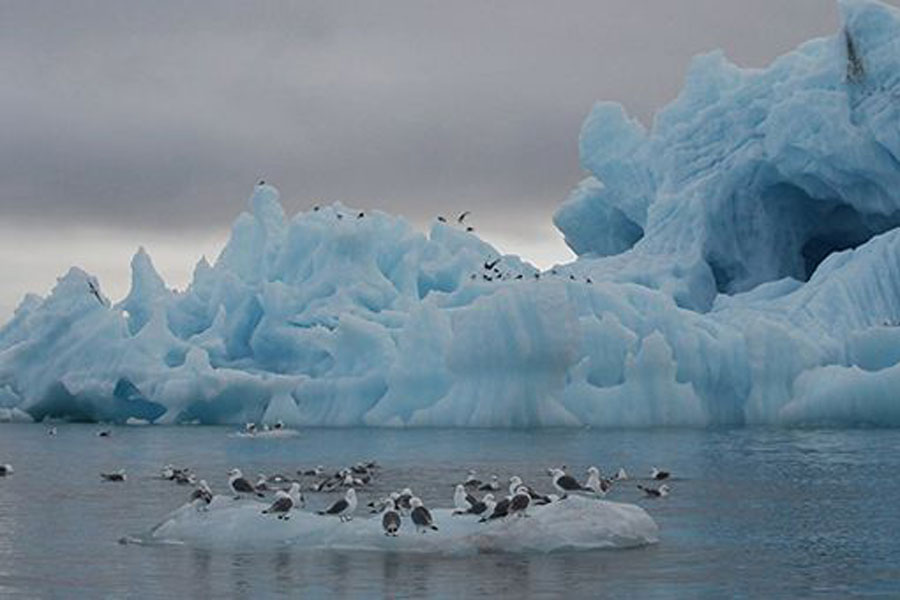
[0,464,14,476]
[228,468,264,499]
[299,465,324,477]
[478,475,501,492]
[638,484,670,498]
[97,429,111,438]
[319,488,357,522]
[47,427,57,436]
[382,499,401,536]
[651,467,670,481]
[100,469,127,482]
[464,470,482,489]
[457,211,471,224]
[244,423,257,435]
[548,468,588,498]
[273,420,284,430]
[262,490,295,520]
[584,466,611,496]
[410,497,438,533]
[509,486,531,518]
[614,468,629,481]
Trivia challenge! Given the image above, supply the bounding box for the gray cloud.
[1,0,895,318]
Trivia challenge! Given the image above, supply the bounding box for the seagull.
[287,482,304,509]
[651,467,670,481]
[258,179,266,185]
[357,212,365,219]
[299,465,324,477]
[614,468,629,481]
[190,480,213,509]
[478,475,501,492]
[262,490,295,520]
[396,488,414,514]
[509,486,531,518]
[548,468,588,498]
[47,427,57,436]
[100,469,127,482]
[272,420,284,430]
[244,423,257,435]
[484,258,501,271]
[318,488,357,522]
[480,495,511,522]
[255,473,271,492]
[0,464,14,476]
[228,468,264,499]
[465,226,474,232]
[382,499,402,536]
[584,466,611,496]
[437,215,447,223]
[97,429,111,438]
[638,484,670,498]
[457,211,471,224]
[464,470,482,489]
[410,497,438,533]
[508,476,552,505]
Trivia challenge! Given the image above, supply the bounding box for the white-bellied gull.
[508,476,552,505]
[409,497,438,533]
[255,473,271,492]
[228,468,264,499]
[615,468,629,480]
[262,490,294,520]
[382,499,402,536]
[318,488,357,522]
[190,479,213,509]
[0,464,13,476]
[464,470,482,489]
[584,466,611,497]
[480,495,511,522]
[548,468,588,498]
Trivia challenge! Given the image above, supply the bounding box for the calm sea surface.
[0,424,898,598]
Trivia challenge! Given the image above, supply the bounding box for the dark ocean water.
[0,424,898,598]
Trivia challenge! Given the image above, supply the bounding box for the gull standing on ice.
[410,497,438,533]
[478,475,501,492]
[464,470,482,489]
[508,486,531,518]
[319,488,357,522]
[548,468,588,498]
[584,466,611,496]
[382,499,402,536]
[228,468,264,499]
[508,475,551,504]
[190,480,213,508]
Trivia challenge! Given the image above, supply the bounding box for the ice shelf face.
[141,495,659,554]
[2,1,900,428]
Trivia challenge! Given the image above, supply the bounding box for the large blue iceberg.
[3,0,900,427]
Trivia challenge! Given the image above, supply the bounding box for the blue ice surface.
[3,0,900,428]
[1,424,899,597]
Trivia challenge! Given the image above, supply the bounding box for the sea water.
[0,425,898,598]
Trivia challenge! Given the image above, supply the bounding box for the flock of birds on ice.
[0,423,673,538]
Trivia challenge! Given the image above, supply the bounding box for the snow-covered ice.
[142,495,658,554]
[2,0,900,427]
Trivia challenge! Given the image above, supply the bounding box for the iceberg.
[2,0,900,427]
[140,495,658,554]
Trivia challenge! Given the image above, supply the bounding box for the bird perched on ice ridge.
[190,480,213,509]
[508,475,551,504]
[508,486,531,518]
[319,488,357,522]
[228,468,264,499]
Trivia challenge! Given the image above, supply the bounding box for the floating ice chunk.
[143,495,658,554]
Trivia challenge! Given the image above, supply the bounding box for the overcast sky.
[2,0,893,320]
